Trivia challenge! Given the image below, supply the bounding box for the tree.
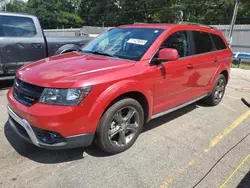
[235,0,250,24]
[5,0,27,13]
[26,0,84,28]
[3,0,250,28]
[78,0,120,26]
[78,0,246,26]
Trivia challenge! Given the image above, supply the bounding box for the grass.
[239,64,250,70]
[231,63,237,68]
[231,60,250,70]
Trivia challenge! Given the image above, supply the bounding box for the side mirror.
[158,48,179,61]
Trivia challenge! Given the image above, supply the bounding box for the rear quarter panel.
[208,49,232,91]
[208,29,232,89]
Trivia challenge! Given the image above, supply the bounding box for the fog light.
[33,127,66,144]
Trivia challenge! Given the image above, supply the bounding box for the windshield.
[81,28,164,61]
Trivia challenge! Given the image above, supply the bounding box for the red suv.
[7,23,231,154]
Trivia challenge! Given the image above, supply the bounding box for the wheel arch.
[209,65,230,92]
[102,91,150,124]
[220,70,229,84]
[54,44,80,55]
[88,81,154,131]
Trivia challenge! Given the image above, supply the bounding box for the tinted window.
[0,16,37,37]
[211,34,227,50]
[193,31,213,54]
[161,31,190,58]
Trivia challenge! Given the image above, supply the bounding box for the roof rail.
[133,22,147,24]
[178,22,216,29]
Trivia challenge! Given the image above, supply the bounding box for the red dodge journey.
[7,23,231,154]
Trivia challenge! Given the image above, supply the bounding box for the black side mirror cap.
[150,58,161,66]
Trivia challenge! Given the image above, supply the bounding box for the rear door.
[189,31,218,94]
[0,15,46,75]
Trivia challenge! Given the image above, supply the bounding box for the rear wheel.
[204,74,226,106]
[95,98,144,154]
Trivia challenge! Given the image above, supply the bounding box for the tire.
[95,98,144,154]
[204,74,226,106]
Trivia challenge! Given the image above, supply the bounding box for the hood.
[17,52,135,88]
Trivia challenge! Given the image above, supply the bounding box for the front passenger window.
[160,31,189,58]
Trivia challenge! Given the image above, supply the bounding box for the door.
[0,15,46,75]
[152,31,196,115]
[189,31,218,94]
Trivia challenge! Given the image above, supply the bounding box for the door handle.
[186,63,194,69]
[31,43,42,48]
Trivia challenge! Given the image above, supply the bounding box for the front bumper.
[7,105,94,149]
[7,87,97,136]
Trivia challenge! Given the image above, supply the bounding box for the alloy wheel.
[108,107,140,147]
[214,78,225,101]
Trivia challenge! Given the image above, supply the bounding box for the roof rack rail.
[133,22,147,24]
[178,22,216,29]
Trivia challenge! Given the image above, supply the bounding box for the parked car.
[0,12,92,80]
[7,23,232,154]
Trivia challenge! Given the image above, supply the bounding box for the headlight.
[39,86,92,106]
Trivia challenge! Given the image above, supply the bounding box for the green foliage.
[5,0,83,28]
[78,0,120,26]
[232,60,250,70]
[26,0,84,28]
[3,0,250,28]
[58,11,83,28]
[5,0,27,13]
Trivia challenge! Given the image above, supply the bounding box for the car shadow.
[143,102,198,133]
[0,80,13,90]
[237,170,250,188]
[4,102,199,164]
[4,122,107,164]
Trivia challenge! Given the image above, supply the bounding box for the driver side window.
[160,31,190,58]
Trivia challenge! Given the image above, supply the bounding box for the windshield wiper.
[81,50,119,58]
[92,51,114,57]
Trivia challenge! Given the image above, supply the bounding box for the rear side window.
[0,15,37,37]
[193,31,213,55]
[211,34,227,50]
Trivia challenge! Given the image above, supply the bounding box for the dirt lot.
[0,68,250,188]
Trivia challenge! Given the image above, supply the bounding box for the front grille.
[13,78,44,107]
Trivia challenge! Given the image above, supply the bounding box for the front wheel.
[204,74,226,106]
[95,98,144,154]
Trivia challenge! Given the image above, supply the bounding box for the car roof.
[0,12,35,18]
[120,24,176,30]
[119,23,220,34]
